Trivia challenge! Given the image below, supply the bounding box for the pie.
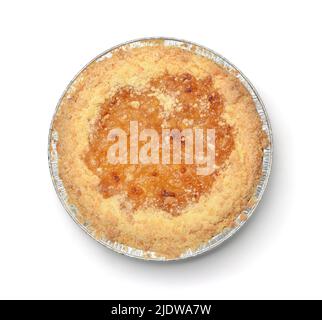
[51,39,268,259]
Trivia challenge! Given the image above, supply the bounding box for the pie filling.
[84,73,234,215]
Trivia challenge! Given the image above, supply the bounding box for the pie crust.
[51,40,268,258]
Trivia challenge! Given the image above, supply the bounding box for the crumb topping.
[52,42,267,258]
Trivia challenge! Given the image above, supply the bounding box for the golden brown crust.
[52,41,267,258]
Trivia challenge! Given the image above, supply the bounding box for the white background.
[0,0,321,300]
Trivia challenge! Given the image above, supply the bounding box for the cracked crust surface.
[52,41,267,258]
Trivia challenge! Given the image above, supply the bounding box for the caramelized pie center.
[84,73,234,215]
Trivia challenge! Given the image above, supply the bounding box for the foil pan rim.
[48,37,273,261]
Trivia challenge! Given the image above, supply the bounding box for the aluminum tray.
[48,38,273,261]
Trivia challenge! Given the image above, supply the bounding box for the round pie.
[51,39,268,259]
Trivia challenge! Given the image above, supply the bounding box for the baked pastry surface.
[52,41,267,258]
